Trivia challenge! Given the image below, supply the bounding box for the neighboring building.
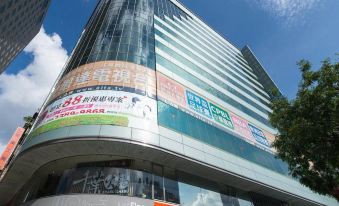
[0,0,337,205]
[0,0,50,74]
[0,127,25,171]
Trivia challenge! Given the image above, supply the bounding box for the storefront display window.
[16,160,286,206]
[130,170,152,199]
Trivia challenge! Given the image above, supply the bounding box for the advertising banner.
[209,103,234,129]
[230,114,255,143]
[186,90,212,119]
[157,73,186,108]
[248,124,270,147]
[33,89,158,136]
[0,127,25,170]
[31,61,158,137]
[52,61,156,100]
[156,72,276,153]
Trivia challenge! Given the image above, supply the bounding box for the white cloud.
[252,0,320,24]
[0,27,68,145]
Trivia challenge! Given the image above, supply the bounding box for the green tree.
[23,116,34,130]
[270,58,339,200]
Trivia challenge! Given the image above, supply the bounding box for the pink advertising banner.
[230,113,255,143]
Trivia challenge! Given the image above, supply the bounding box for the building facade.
[0,0,50,74]
[0,0,337,205]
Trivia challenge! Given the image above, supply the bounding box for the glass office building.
[0,0,50,74]
[0,0,337,205]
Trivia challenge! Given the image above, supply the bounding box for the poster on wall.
[33,90,158,136]
[157,73,186,108]
[186,90,212,119]
[52,61,156,100]
[248,124,270,147]
[209,103,234,129]
[31,61,158,137]
[156,72,276,153]
[230,114,255,144]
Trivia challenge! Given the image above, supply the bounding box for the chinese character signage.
[155,72,276,153]
[30,61,158,137]
[186,90,212,118]
[209,103,233,129]
[248,124,270,147]
[68,168,130,194]
[0,127,25,170]
[230,114,255,143]
[52,61,156,100]
[32,89,158,136]
[157,73,186,108]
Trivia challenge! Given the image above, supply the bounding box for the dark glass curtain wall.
[64,0,156,75]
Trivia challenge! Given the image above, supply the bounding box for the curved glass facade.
[25,0,289,185]
[6,0,334,205]
[22,0,290,183]
[64,0,156,75]
[14,160,286,206]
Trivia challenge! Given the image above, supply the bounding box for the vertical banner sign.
[248,124,270,147]
[230,114,255,143]
[0,127,25,170]
[186,90,212,118]
[209,103,234,129]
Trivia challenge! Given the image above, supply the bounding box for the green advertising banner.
[209,103,234,129]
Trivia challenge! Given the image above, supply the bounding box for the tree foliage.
[270,58,339,199]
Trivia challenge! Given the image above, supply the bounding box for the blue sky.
[0,0,338,151]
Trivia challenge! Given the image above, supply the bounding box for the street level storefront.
[14,159,285,206]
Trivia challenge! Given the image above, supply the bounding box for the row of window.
[154,20,270,104]
[158,100,289,175]
[185,16,253,74]
[64,0,156,76]
[154,32,272,114]
[156,16,266,94]
[154,0,190,21]
[156,54,273,129]
[155,41,271,118]
[15,160,287,206]
[175,17,261,87]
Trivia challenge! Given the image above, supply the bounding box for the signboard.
[209,103,233,129]
[33,90,157,136]
[31,61,158,137]
[230,114,255,143]
[155,72,276,153]
[0,127,25,170]
[52,61,156,100]
[157,73,186,108]
[67,167,131,194]
[186,90,212,118]
[248,124,270,147]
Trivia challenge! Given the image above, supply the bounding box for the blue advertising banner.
[248,124,270,147]
[186,90,212,118]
